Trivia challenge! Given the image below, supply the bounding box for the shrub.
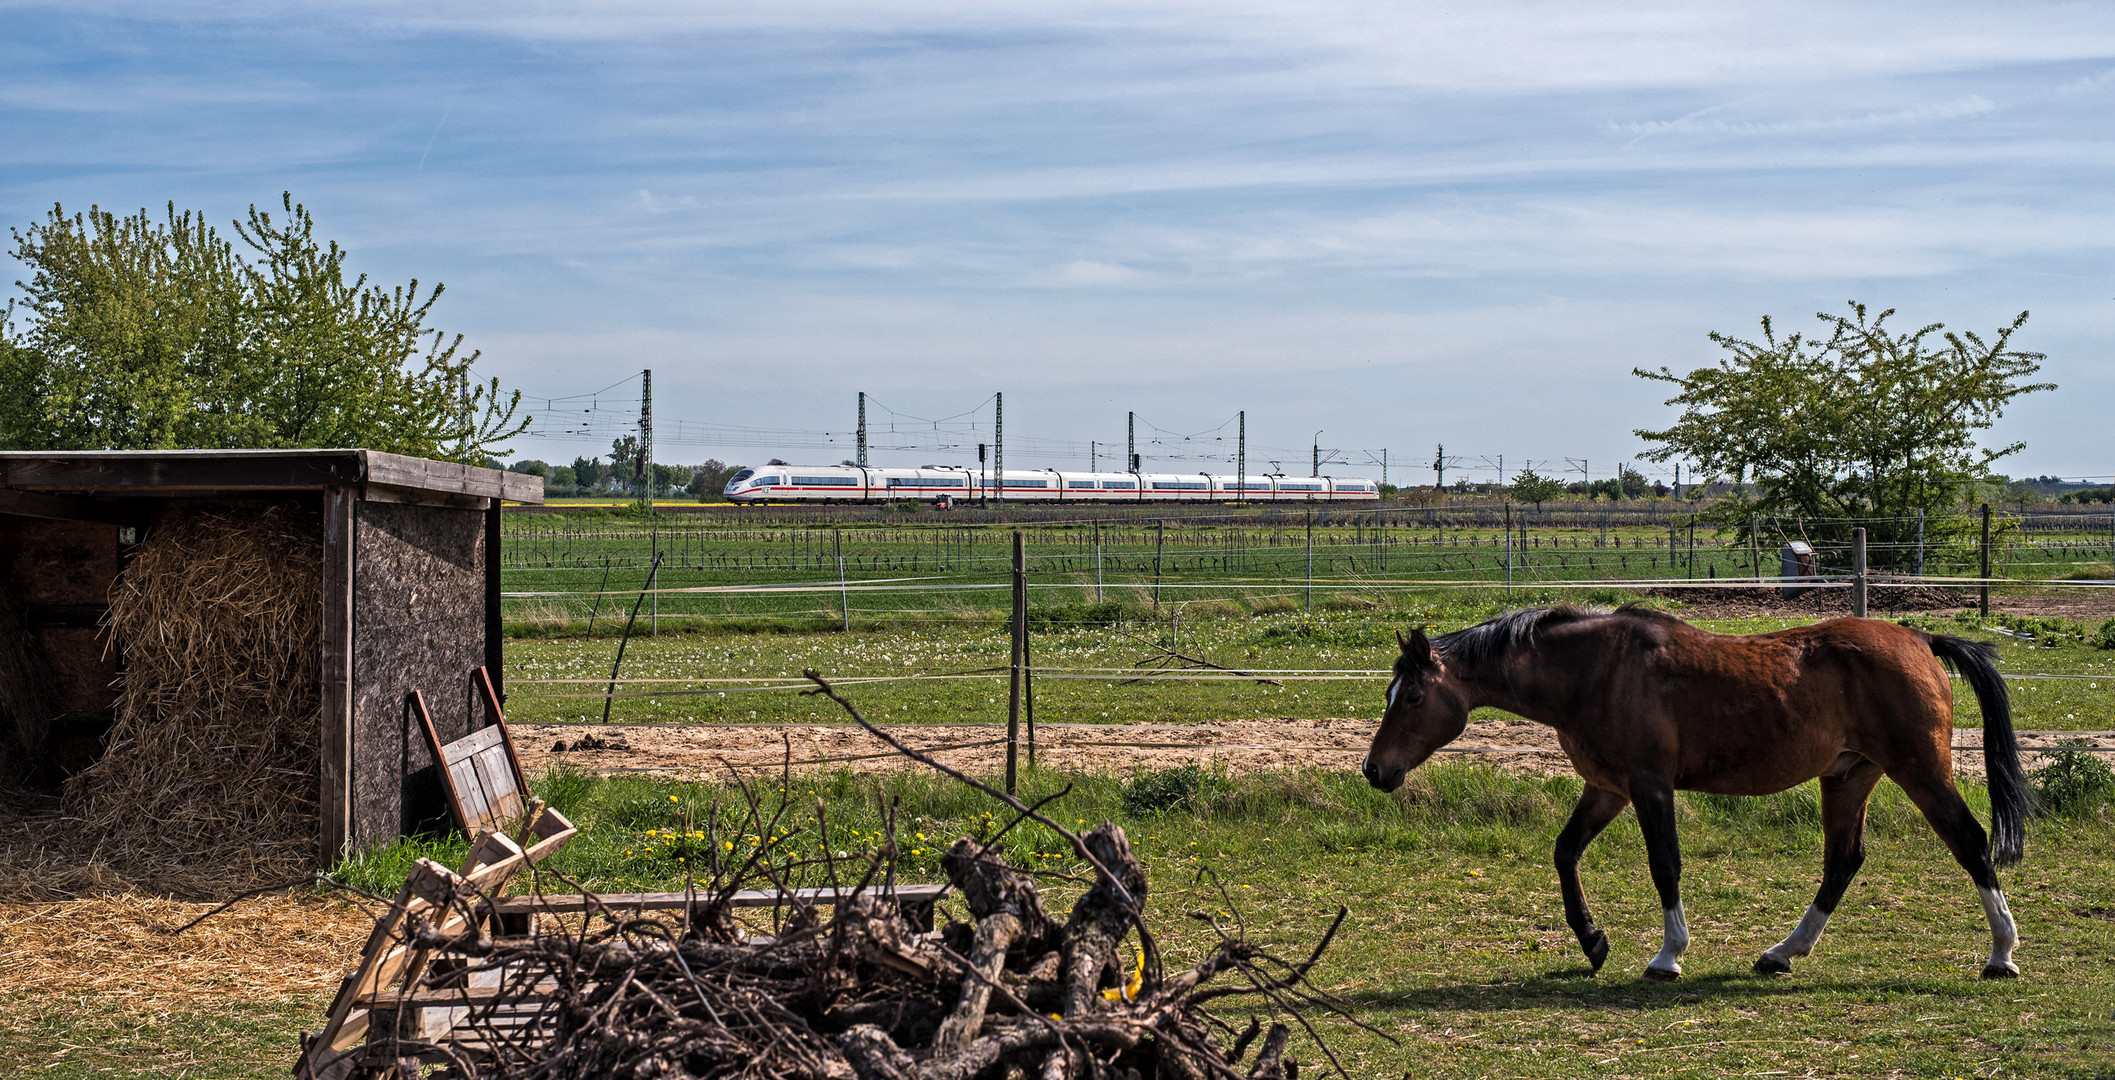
[1121,763,1228,816]
[2029,743,2115,818]
[2096,618,2115,651]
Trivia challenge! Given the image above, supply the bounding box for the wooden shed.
[0,449,542,862]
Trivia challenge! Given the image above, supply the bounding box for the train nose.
[1362,758,1404,792]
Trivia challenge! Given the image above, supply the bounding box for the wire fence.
[497,508,2115,633]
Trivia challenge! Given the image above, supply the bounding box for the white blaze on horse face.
[1648,903,1689,976]
[1762,904,1832,967]
[1980,886,2019,974]
[1385,675,1401,710]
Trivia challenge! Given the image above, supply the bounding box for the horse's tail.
[1929,633,2030,866]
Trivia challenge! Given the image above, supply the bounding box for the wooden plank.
[490,883,948,916]
[0,489,136,524]
[500,470,544,503]
[475,667,529,801]
[447,725,505,757]
[0,449,365,492]
[467,742,524,823]
[364,451,521,500]
[319,485,356,864]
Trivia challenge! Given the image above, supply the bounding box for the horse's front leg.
[1554,785,1630,971]
[1630,778,1687,980]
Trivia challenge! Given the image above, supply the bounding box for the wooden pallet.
[294,804,577,1079]
[411,668,530,838]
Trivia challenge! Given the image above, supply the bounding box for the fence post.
[1852,527,1867,618]
[1154,519,1165,612]
[1504,502,1513,598]
[1304,505,1314,610]
[1980,503,1992,618]
[1008,529,1025,795]
[1916,509,1926,579]
[838,555,850,632]
[1749,514,1760,583]
[1093,519,1103,603]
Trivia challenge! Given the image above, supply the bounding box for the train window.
[793,476,857,486]
[1102,481,1136,489]
[1008,480,1048,488]
[1068,480,1096,489]
[1151,481,1206,490]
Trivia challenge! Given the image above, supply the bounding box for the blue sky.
[3,1,2112,483]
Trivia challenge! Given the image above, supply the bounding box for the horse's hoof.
[1752,954,1792,975]
[1581,929,1609,972]
[1642,966,1681,982]
[1980,963,2020,980]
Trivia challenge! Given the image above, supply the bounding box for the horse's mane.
[1433,603,1675,668]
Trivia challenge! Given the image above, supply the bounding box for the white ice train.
[723,464,1382,504]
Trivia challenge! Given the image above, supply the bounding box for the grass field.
[11,759,2111,1078]
[497,505,2115,632]
[10,527,2115,1078]
[498,595,2115,733]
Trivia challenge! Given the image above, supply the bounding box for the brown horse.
[1362,604,2029,980]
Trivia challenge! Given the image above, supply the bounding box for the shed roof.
[0,449,543,504]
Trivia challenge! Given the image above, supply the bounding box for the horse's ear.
[1405,626,1434,660]
[1395,630,1409,651]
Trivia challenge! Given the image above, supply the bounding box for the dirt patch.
[522,716,1555,778]
[520,718,2111,784]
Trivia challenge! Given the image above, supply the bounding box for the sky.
[3,1,2112,484]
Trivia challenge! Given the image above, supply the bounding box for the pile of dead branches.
[358,672,1370,1080]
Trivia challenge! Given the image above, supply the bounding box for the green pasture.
[497,507,2115,632]
[499,597,2115,733]
[28,759,2106,1078]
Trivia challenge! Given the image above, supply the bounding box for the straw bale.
[51,504,325,893]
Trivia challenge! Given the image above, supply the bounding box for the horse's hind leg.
[1892,766,2021,978]
[1554,785,1630,971]
[1756,759,1884,974]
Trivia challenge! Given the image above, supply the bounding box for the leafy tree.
[573,456,604,490]
[1635,302,2053,566]
[0,195,523,460]
[1508,467,1566,509]
[688,459,739,501]
[546,464,577,490]
[510,459,548,477]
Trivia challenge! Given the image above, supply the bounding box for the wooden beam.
[363,451,543,504]
[319,485,357,863]
[0,488,135,524]
[0,449,364,492]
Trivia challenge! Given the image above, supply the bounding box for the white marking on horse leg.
[1979,885,2019,976]
[1647,902,1689,975]
[1761,904,1832,968]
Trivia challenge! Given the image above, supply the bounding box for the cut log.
[1061,824,1147,1018]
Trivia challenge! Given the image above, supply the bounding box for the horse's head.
[1362,628,1469,792]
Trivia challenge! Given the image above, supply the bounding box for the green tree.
[572,456,604,490]
[0,195,524,461]
[1508,467,1566,509]
[1635,302,2053,566]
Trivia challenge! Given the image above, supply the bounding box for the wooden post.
[1008,530,1024,795]
[1304,504,1314,610]
[1093,519,1103,604]
[484,497,504,704]
[1153,519,1164,612]
[1504,502,1513,598]
[1980,503,1993,618]
[1748,514,1760,583]
[1852,527,1867,618]
[838,555,850,631]
[320,485,357,862]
